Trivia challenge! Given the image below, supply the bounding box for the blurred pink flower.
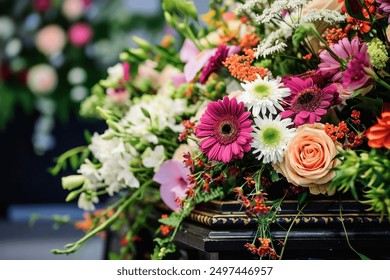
[106,88,130,104]
[35,25,66,56]
[62,0,88,20]
[33,0,52,12]
[68,23,92,47]
[27,64,58,95]
[153,160,191,212]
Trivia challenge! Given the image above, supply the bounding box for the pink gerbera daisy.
[196,96,253,163]
[281,77,338,126]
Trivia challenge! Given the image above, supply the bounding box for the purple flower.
[199,45,235,84]
[342,52,372,92]
[318,37,368,82]
[377,0,390,23]
[180,39,239,83]
[282,77,339,126]
[153,160,190,212]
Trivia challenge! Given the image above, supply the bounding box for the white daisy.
[238,75,290,116]
[251,114,295,164]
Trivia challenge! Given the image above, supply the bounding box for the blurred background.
[0,0,208,259]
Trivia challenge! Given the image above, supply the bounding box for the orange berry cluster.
[324,110,366,148]
[324,28,347,45]
[223,49,268,82]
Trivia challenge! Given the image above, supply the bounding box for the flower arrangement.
[53,0,390,260]
[0,0,164,154]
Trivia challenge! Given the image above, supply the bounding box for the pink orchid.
[153,160,190,211]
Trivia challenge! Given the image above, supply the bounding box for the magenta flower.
[68,23,93,47]
[318,37,368,82]
[153,160,190,212]
[180,39,239,82]
[282,77,338,126]
[199,45,235,84]
[33,0,52,12]
[196,96,253,163]
[122,62,130,83]
[342,52,372,92]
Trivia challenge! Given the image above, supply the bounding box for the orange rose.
[273,123,340,195]
[366,112,390,149]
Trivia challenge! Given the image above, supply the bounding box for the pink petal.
[153,160,189,185]
[221,145,232,163]
[315,108,327,116]
[180,39,199,62]
[281,110,295,118]
[299,111,310,119]
[309,112,316,123]
[200,137,216,149]
[184,49,216,82]
[171,73,187,87]
[160,183,189,212]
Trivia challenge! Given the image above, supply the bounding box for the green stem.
[339,203,370,259]
[158,137,178,147]
[50,146,88,175]
[374,75,390,90]
[279,203,307,260]
[52,180,152,255]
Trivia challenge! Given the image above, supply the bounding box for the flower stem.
[278,202,307,260]
[52,180,152,255]
[339,203,370,260]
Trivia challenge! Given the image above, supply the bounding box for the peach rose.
[273,123,340,195]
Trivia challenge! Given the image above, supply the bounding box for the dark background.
[0,109,106,216]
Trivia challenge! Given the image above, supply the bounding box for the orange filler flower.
[366,112,390,149]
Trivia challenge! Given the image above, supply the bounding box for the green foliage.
[49,146,90,176]
[162,0,198,20]
[332,149,390,220]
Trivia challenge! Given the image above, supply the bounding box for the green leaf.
[162,0,198,20]
[70,155,79,170]
[297,191,308,207]
[140,107,151,119]
[84,130,93,143]
[292,23,317,48]
[356,252,371,260]
[271,169,280,182]
[158,214,181,227]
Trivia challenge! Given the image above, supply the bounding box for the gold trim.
[189,208,387,227]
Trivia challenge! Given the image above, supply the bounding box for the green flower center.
[254,83,271,99]
[261,127,281,147]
